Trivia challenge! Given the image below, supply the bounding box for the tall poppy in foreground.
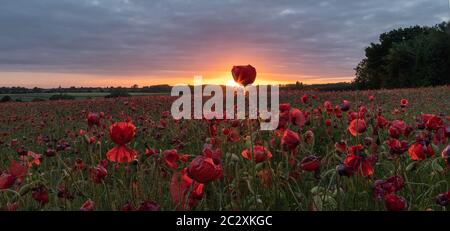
[344,145,374,177]
[231,65,256,86]
[106,121,138,163]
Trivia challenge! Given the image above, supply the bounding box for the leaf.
[432,158,444,173]
[406,162,416,172]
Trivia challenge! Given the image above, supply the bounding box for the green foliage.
[105,89,131,98]
[354,21,450,89]
[0,95,12,103]
[49,94,76,101]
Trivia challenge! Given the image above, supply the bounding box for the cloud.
[0,0,448,86]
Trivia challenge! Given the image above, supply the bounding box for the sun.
[225,79,239,87]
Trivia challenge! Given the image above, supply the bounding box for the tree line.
[354,21,450,89]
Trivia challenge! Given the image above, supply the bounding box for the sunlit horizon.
[0,71,353,88]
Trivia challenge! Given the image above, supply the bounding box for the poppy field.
[1,86,450,211]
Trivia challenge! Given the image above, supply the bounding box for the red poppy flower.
[290,108,305,127]
[368,95,375,101]
[106,145,137,163]
[0,173,15,189]
[400,99,408,108]
[348,119,366,137]
[187,154,222,184]
[278,110,290,130]
[421,114,443,131]
[300,155,321,172]
[109,121,136,145]
[87,112,101,127]
[323,101,333,112]
[163,149,180,169]
[387,139,409,155]
[388,120,407,138]
[9,160,27,180]
[301,94,310,104]
[279,103,291,113]
[376,115,389,128]
[373,175,404,199]
[90,164,108,184]
[408,142,434,161]
[145,147,160,156]
[335,141,347,154]
[384,194,407,211]
[281,129,300,151]
[231,65,256,86]
[80,199,95,211]
[0,160,27,189]
[241,145,273,163]
[344,145,373,177]
[325,119,332,127]
[170,168,204,210]
[32,185,49,205]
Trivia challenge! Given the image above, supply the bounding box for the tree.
[353,21,450,89]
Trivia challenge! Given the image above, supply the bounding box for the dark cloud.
[0,0,448,83]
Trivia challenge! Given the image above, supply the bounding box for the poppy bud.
[90,164,108,184]
[435,192,450,206]
[304,130,314,145]
[45,148,56,157]
[336,164,353,177]
[340,100,350,111]
[87,112,101,127]
[231,65,256,86]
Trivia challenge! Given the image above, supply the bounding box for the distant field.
[0,92,168,101]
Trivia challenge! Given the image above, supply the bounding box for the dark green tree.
[354,21,450,89]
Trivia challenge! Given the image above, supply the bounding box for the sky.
[0,0,449,87]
